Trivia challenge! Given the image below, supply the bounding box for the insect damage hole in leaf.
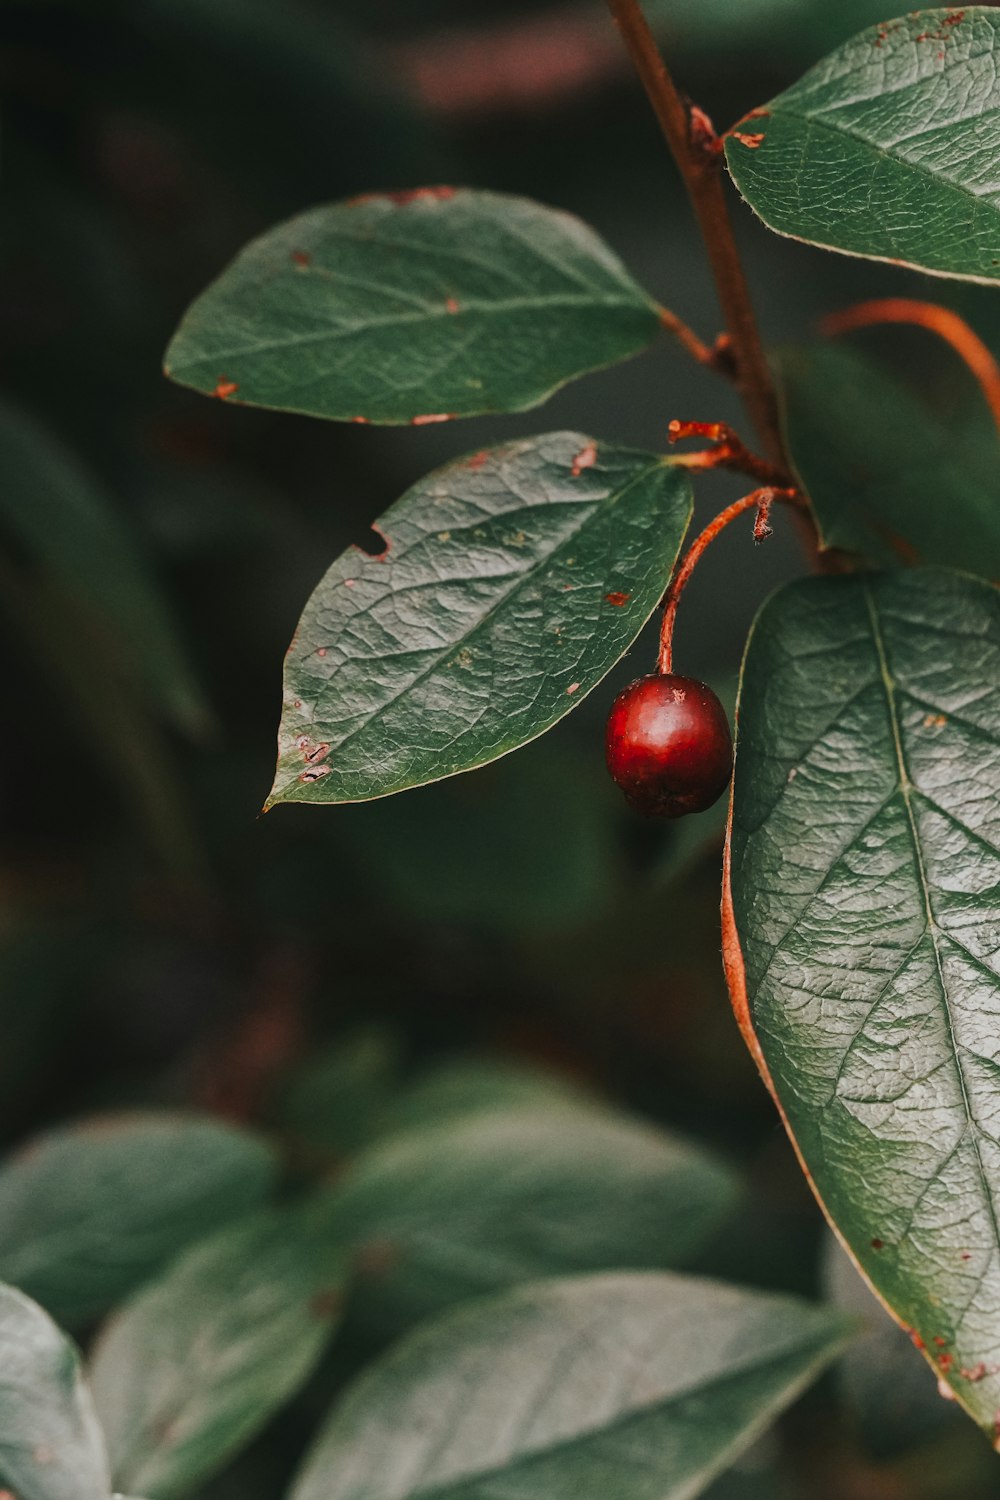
[265,432,692,808]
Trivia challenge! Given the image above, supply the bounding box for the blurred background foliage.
[1,1,998,1495]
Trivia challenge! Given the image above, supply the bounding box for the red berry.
[605,674,733,817]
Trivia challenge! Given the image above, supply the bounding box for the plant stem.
[605,0,783,463]
[822,297,1000,435]
[667,419,790,484]
[657,486,802,673]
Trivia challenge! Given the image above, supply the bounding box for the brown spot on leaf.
[604,592,631,606]
[213,378,238,400]
[566,682,581,694]
[730,131,765,149]
[291,250,311,268]
[445,297,460,314]
[298,766,331,784]
[465,449,489,469]
[571,442,597,477]
[310,1288,343,1319]
[352,415,370,425]
[411,412,455,425]
[871,1237,884,1250]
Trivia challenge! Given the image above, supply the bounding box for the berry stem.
[657,486,802,674]
[821,297,1000,436]
[604,0,784,464]
[667,419,791,484]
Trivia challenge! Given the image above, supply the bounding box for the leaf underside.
[775,342,1000,577]
[164,190,661,423]
[727,567,1000,1434]
[266,433,692,808]
[725,8,1000,283]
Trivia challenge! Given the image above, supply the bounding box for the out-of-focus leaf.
[725,10,1000,283]
[89,1203,348,1500]
[823,1235,963,1459]
[289,1272,852,1500]
[726,567,1000,1435]
[327,1100,740,1334]
[273,1028,403,1156]
[0,399,207,735]
[379,1058,590,1138]
[266,433,691,807]
[776,343,1000,575]
[0,1113,277,1326]
[164,191,661,423]
[0,1283,110,1500]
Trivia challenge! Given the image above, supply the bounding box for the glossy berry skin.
[605,674,733,817]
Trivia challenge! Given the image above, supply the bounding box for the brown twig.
[822,297,1000,436]
[605,0,783,463]
[667,419,791,484]
[657,486,803,673]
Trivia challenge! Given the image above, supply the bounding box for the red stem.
[822,297,1000,436]
[658,487,801,673]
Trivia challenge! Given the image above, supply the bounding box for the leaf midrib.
[173,292,652,374]
[770,100,1000,222]
[862,582,1000,1275]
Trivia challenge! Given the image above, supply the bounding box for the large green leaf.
[325,1100,739,1335]
[776,343,1000,575]
[725,567,1000,1435]
[89,1203,348,1500]
[266,433,691,807]
[0,1283,110,1500]
[0,1113,277,1327]
[164,191,660,423]
[0,399,207,736]
[289,1272,851,1500]
[725,9,1000,283]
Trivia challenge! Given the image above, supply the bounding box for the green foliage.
[165,192,661,423]
[0,1115,277,1327]
[728,568,1000,1432]
[0,1284,110,1500]
[289,1272,851,1500]
[0,400,206,736]
[88,1204,348,1500]
[267,434,691,807]
[6,0,1000,1489]
[725,9,1000,282]
[776,343,1000,575]
[326,1096,741,1333]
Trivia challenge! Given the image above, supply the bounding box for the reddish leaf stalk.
[605,0,783,463]
[667,419,791,484]
[822,298,1000,436]
[657,487,802,674]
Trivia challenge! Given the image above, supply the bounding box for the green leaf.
[0,1283,110,1500]
[379,1057,591,1138]
[266,433,691,807]
[289,1272,851,1500]
[326,1100,740,1335]
[163,191,661,423]
[0,1113,277,1327]
[0,399,207,736]
[724,9,1000,283]
[775,343,1000,575]
[725,567,1000,1436]
[273,1027,403,1156]
[89,1203,348,1500]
